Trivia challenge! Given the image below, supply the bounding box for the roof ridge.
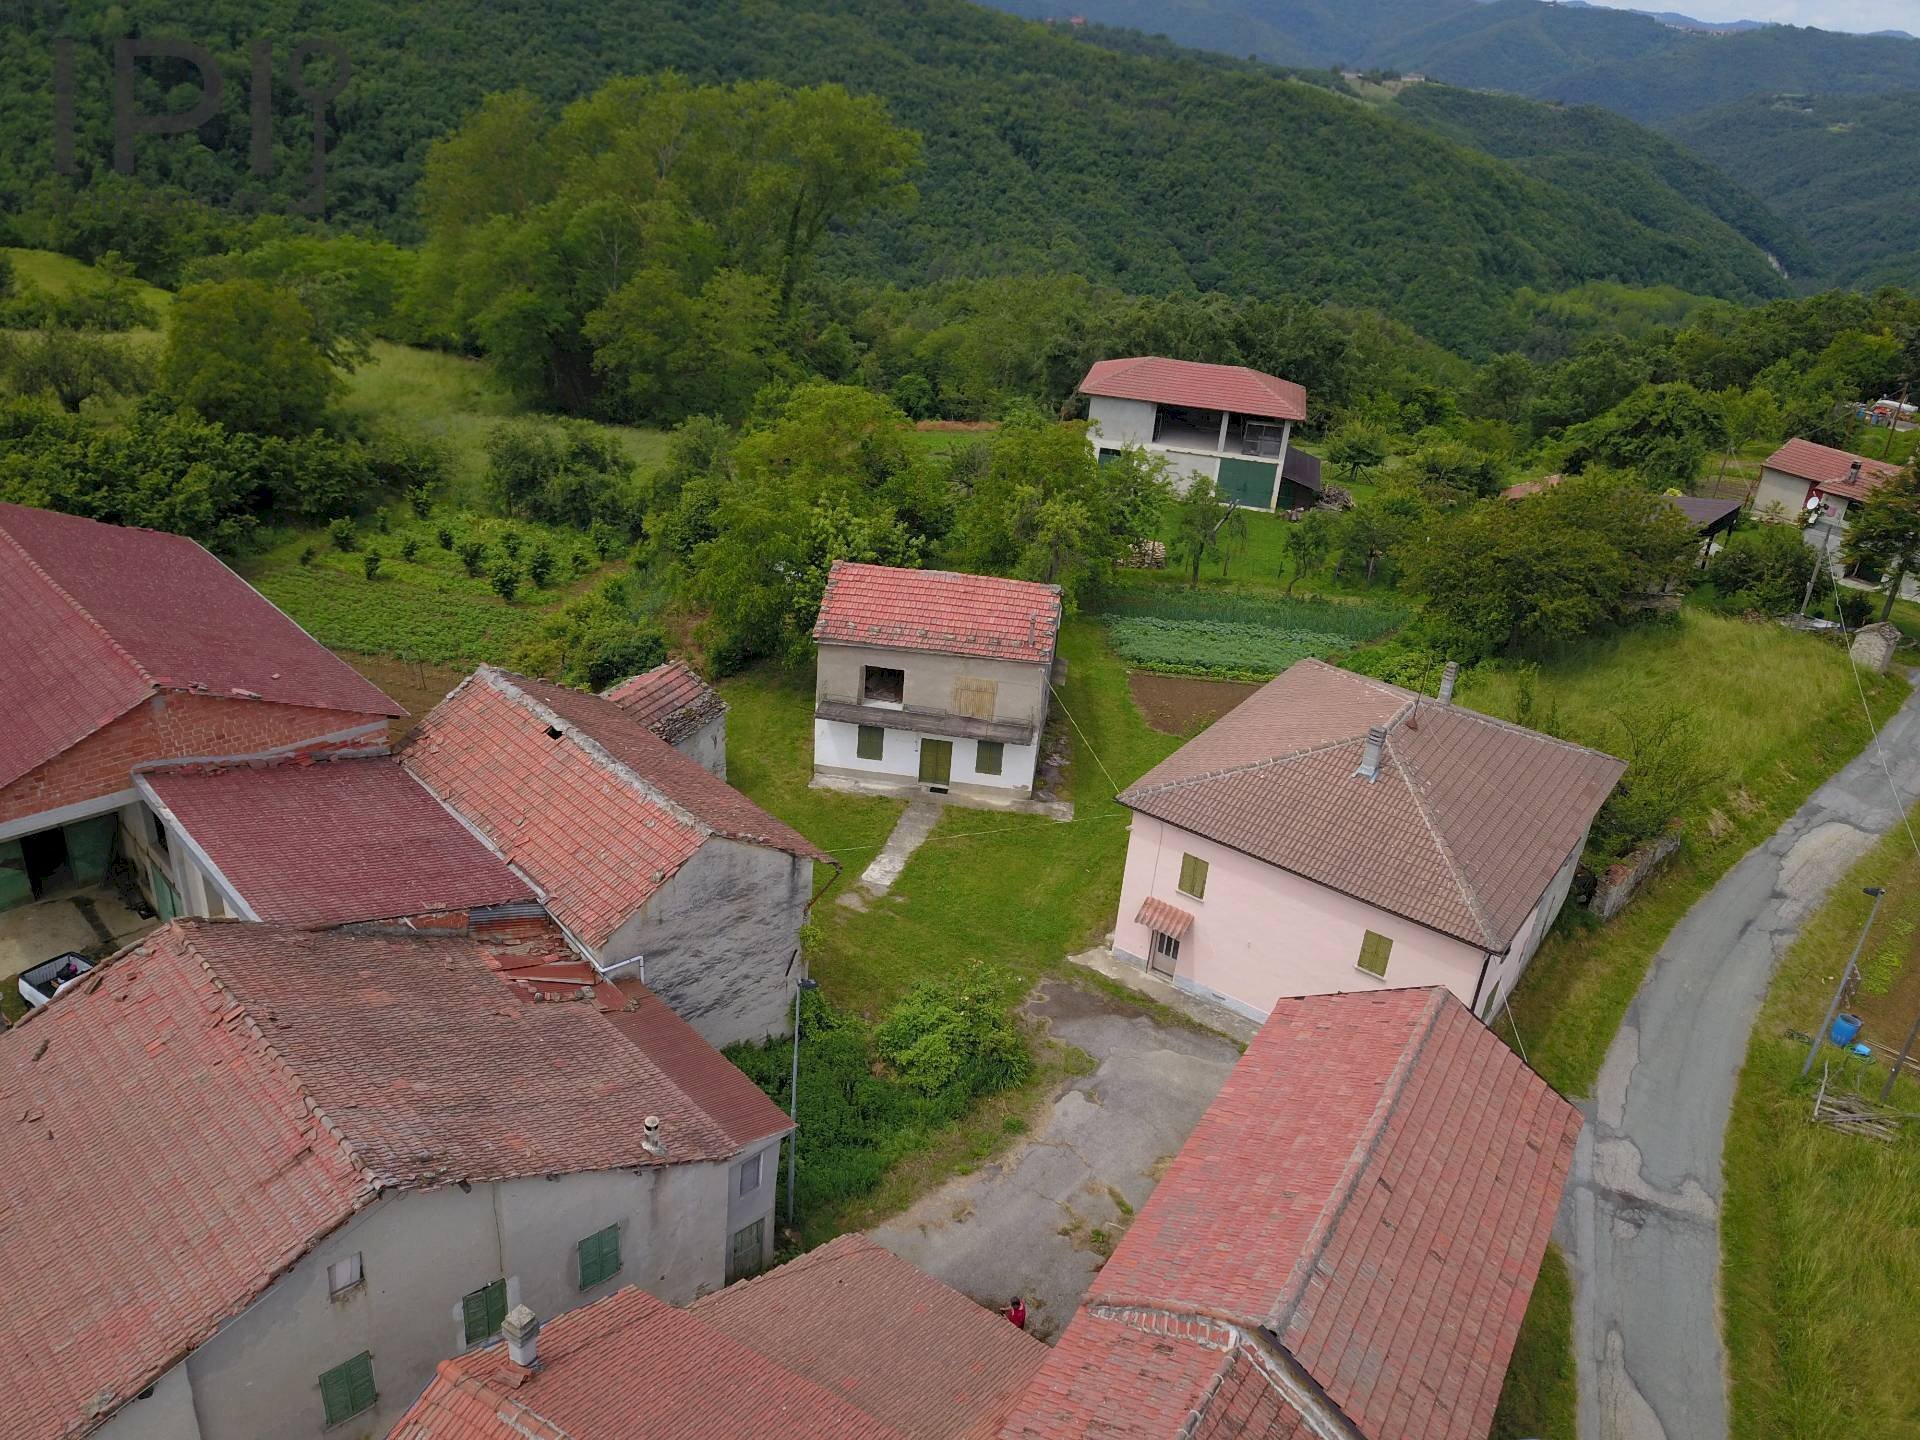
[0,511,154,688]
[1119,733,1366,802]
[1264,990,1450,1340]
[1381,730,1500,949]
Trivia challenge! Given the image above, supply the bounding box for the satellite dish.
[1805,495,1823,511]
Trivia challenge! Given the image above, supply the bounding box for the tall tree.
[161,280,338,437]
[1843,458,1920,621]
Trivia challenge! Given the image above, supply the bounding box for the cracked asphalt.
[1564,676,1920,1440]
[867,978,1241,1339]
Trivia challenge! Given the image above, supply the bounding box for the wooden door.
[918,738,953,785]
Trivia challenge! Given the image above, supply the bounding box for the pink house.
[1113,659,1624,1023]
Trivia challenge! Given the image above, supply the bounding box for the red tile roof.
[1134,896,1194,941]
[402,669,826,949]
[390,1285,910,1440]
[139,758,532,927]
[0,920,779,1439]
[0,503,402,790]
[604,659,727,744]
[605,979,792,1149]
[814,562,1062,664]
[1119,659,1623,951]
[1003,988,1580,1440]
[1763,437,1904,498]
[1079,357,1308,423]
[692,1233,1049,1440]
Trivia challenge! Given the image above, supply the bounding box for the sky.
[1578,0,1917,34]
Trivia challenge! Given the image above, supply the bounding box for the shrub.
[1585,706,1718,867]
[399,537,420,563]
[327,516,357,551]
[298,545,317,566]
[571,549,592,577]
[499,530,524,562]
[407,485,433,519]
[874,964,1032,1098]
[362,550,382,581]
[372,511,390,534]
[436,525,454,550]
[1709,524,1816,613]
[527,542,556,588]
[457,540,487,577]
[490,564,520,602]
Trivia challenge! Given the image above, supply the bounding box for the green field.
[1096,588,1410,678]
[3,246,172,319]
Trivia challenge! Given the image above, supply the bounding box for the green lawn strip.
[1723,821,1920,1439]
[1491,1243,1577,1440]
[4,246,172,316]
[1479,612,1904,1097]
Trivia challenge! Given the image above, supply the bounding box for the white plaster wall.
[602,839,811,1049]
[1112,814,1485,1014]
[1473,845,1580,1018]
[1087,396,1156,450]
[723,1137,784,1271]
[178,1163,728,1440]
[673,714,727,779]
[96,1362,201,1440]
[812,719,1037,793]
[1752,466,1811,520]
[815,646,1049,726]
[1156,450,1220,494]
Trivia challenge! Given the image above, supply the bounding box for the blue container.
[1831,1013,1863,1047]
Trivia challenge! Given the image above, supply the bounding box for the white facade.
[1085,395,1293,510]
[813,717,1039,794]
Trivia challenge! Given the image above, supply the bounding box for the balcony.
[1149,405,1289,458]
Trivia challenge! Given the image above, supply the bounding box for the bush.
[874,964,1032,1097]
[298,545,317,566]
[499,530,524,562]
[490,565,520,602]
[362,550,382,581]
[1585,706,1718,867]
[437,525,455,550]
[399,537,420,563]
[509,578,667,688]
[407,484,434,519]
[327,517,357,551]
[528,543,556,587]
[1709,524,1816,614]
[457,540,487,577]
[484,417,645,535]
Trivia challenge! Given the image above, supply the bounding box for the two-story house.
[1078,356,1311,511]
[1752,437,1903,555]
[811,562,1062,803]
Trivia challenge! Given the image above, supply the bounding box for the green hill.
[1668,92,1920,291]
[1,0,1791,352]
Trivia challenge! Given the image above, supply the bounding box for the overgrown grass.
[1095,588,1409,678]
[1491,1244,1576,1440]
[1482,611,1905,1096]
[3,246,172,318]
[1723,818,1920,1439]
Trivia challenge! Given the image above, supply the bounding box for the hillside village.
[5,4,1920,1439]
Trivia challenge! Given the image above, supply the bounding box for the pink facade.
[1113,813,1576,1020]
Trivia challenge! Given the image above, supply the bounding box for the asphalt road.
[1562,677,1920,1440]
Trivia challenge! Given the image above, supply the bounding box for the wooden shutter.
[1178,854,1208,899]
[320,1353,375,1426]
[578,1225,622,1289]
[976,740,1004,775]
[463,1279,506,1344]
[952,677,998,720]
[1358,930,1393,978]
[857,724,884,760]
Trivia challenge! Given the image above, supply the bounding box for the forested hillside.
[1,0,1791,351]
[1670,93,1920,291]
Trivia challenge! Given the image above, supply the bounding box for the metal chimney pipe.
[1438,662,1459,704]
[1353,725,1387,781]
[641,1115,666,1157]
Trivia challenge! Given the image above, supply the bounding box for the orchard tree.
[1325,420,1389,489]
[1843,457,1920,621]
[1282,509,1332,594]
[1,326,150,412]
[1169,476,1236,589]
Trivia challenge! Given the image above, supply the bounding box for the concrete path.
[868,978,1240,1339]
[854,799,943,895]
[1564,679,1920,1440]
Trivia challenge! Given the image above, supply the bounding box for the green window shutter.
[1178,853,1208,899]
[856,724,884,760]
[976,740,1003,776]
[578,1224,622,1290]
[463,1279,507,1344]
[1358,930,1393,978]
[320,1352,376,1426]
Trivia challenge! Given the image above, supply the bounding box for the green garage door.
[1217,458,1277,510]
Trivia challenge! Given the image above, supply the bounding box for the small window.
[1357,930,1393,979]
[976,740,1004,776]
[1153,931,1180,966]
[461,1278,507,1345]
[728,1217,766,1283]
[862,666,905,705]
[1177,853,1209,900]
[856,724,885,761]
[1097,447,1121,465]
[578,1224,622,1290]
[327,1253,363,1298]
[319,1352,376,1427]
[738,1151,763,1197]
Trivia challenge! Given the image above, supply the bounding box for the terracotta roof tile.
[1079,357,1308,423]
[604,659,728,744]
[1134,897,1194,940]
[1119,659,1623,950]
[692,1233,1049,1440]
[0,504,401,789]
[140,759,532,927]
[1763,437,1904,498]
[605,980,792,1150]
[814,562,1062,664]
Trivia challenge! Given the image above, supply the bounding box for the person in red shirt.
[1006,1296,1026,1329]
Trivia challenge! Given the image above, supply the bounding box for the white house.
[1112,659,1623,1022]
[1078,355,1311,511]
[811,561,1062,804]
[0,920,793,1440]
[1752,437,1904,555]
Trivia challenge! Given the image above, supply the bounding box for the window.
[728,1218,766,1283]
[1177,853,1209,900]
[862,666,905,705]
[327,1253,363,1299]
[319,1352,376,1427]
[1357,930,1393,979]
[1097,447,1121,465]
[856,724,885,761]
[578,1224,621,1290]
[976,740,1004,776]
[1151,930,1180,974]
[462,1278,507,1345]
[738,1150,763,1197]
[952,676,997,720]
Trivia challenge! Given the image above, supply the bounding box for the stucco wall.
[177,1162,733,1440]
[1471,845,1579,1019]
[674,714,727,779]
[1112,813,1486,1014]
[813,718,1038,794]
[97,1362,201,1440]
[815,645,1049,727]
[1086,396,1155,450]
[602,838,811,1049]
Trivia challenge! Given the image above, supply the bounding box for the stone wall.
[1850,621,1901,674]
[1589,830,1683,921]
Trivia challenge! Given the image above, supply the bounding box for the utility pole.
[1803,886,1885,1079]
[1879,1000,1920,1102]
[785,972,820,1227]
[1884,378,1911,462]
[1798,495,1833,617]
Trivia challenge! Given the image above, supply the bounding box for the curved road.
[1562,679,1920,1440]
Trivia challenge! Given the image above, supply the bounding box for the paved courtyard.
[0,884,153,988]
[868,976,1241,1339]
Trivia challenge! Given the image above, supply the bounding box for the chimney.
[641,1115,666,1158]
[1353,725,1387,782]
[1849,459,1863,489]
[1437,661,1459,704]
[502,1305,540,1369]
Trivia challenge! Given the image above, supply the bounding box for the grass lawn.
[1491,1244,1577,1440]
[1471,610,1906,1097]
[4,246,172,318]
[1722,818,1920,1439]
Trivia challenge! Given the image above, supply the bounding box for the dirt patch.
[914,419,999,432]
[336,652,468,738]
[1126,671,1261,736]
